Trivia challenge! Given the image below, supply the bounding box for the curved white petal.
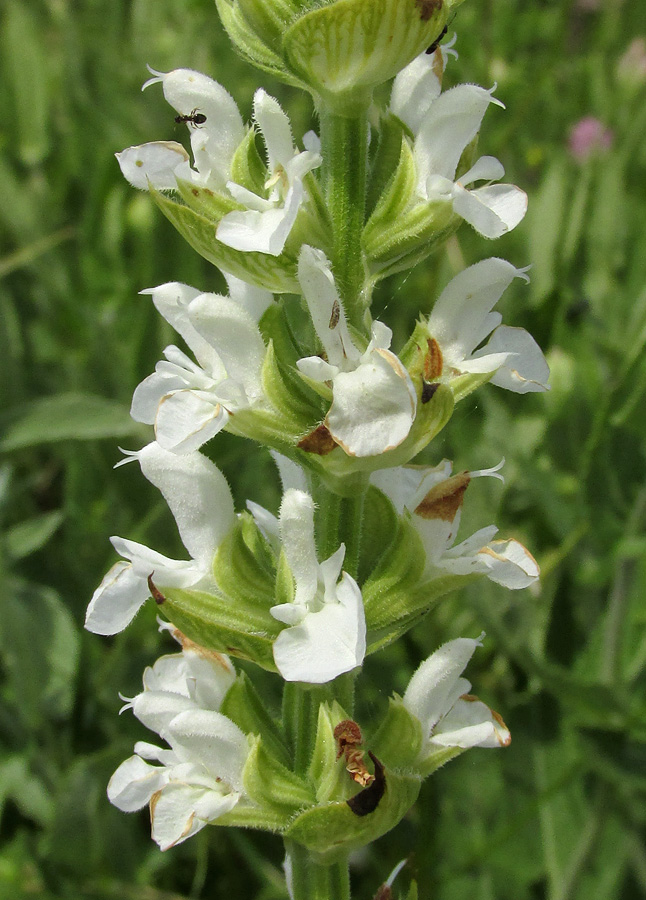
[477,539,539,588]
[403,637,483,736]
[254,89,294,170]
[131,370,187,424]
[415,84,503,185]
[272,573,366,684]
[140,283,222,372]
[428,258,529,363]
[85,561,150,635]
[371,461,453,514]
[297,246,359,369]
[391,52,443,135]
[296,356,338,382]
[481,326,550,393]
[135,442,235,566]
[168,709,249,792]
[130,690,198,738]
[279,490,319,606]
[224,272,274,320]
[155,390,228,454]
[107,755,167,812]
[453,183,528,238]
[147,68,244,187]
[151,781,239,850]
[431,696,510,748]
[116,142,190,191]
[326,350,417,457]
[187,294,266,401]
[459,155,505,186]
[216,179,303,255]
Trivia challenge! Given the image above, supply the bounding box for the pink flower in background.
[568,116,613,163]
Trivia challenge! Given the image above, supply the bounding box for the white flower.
[425,258,550,393]
[296,245,417,457]
[255,489,366,684]
[371,460,539,589]
[391,51,527,239]
[108,639,248,850]
[116,68,321,256]
[403,635,511,754]
[85,443,235,635]
[130,278,271,454]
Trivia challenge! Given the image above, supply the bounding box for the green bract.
[218,0,464,111]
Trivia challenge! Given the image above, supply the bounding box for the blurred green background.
[1,0,646,897]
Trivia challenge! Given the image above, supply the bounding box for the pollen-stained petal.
[116,142,190,191]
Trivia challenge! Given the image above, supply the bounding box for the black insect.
[175,108,207,126]
[426,24,448,54]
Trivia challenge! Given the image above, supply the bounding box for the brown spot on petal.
[415,0,443,22]
[421,380,439,404]
[415,472,470,521]
[147,575,165,605]
[347,752,385,817]
[423,337,443,380]
[329,299,340,329]
[491,709,512,746]
[298,423,337,455]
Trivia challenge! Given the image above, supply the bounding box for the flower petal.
[278,490,319,606]
[403,637,483,736]
[85,560,150,635]
[187,294,267,401]
[167,709,249,792]
[297,246,359,369]
[151,782,239,850]
[116,142,190,190]
[453,183,528,238]
[431,695,509,748]
[155,389,228,454]
[140,283,222,373]
[416,84,503,186]
[480,326,550,393]
[216,179,303,255]
[107,755,167,812]
[428,258,529,365]
[223,272,274,320]
[477,539,539,588]
[272,573,366,684]
[135,442,235,566]
[391,51,443,134]
[326,350,417,457]
[253,89,294,170]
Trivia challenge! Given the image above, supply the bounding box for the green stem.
[318,106,370,331]
[285,839,350,900]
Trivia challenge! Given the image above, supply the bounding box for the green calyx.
[217,0,463,111]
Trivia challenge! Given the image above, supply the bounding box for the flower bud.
[217,0,465,111]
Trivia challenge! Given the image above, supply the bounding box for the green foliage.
[1,0,646,898]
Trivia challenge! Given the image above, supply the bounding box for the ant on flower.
[175,108,207,126]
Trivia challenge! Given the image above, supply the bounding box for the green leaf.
[527,156,568,306]
[0,579,80,725]
[5,510,64,560]
[2,3,50,165]
[213,513,276,609]
[0,393,141,451]
[221,672,290,766]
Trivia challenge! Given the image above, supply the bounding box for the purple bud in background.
[567,116,613,163]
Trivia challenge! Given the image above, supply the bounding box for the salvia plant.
[86,0,550,896]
